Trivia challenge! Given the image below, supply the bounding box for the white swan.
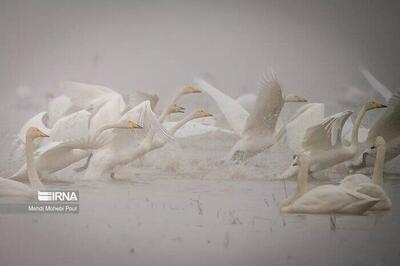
[280,154,379,214]
[10,118,142,181]
[84,101,173,179]
[0,127,49,197]
[284,103,325,154]
[341,136,391,210]
[47,95,75,127]
[83,86,201,179]
[277,100,387,180]
[350,93,400,170]
[195,73,307,161]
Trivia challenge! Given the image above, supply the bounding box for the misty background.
[1,0,399,99]
[0,0,399,158]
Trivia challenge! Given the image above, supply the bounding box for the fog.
[1,0,399,101]
[1,1,400,266]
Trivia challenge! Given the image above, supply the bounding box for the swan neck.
[25,136,44,190]
[372,143,386,187]
[169,113,197,135]
[351,106,367,146]
[159,92,182,123]
[297,159,309,197]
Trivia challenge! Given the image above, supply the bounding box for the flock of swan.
[1,67,399,216]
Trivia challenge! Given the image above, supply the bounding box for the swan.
[83,85,202,179]
[277,100,387,180]
[280,154,379,214]
[47,95,75,127]
[283,103,325,154]
[195,73,307,161]
[350,93,400,170]
[340,136,391,210]
[0,127,49,197]
[84,101,174,179]
[10,118,142,181]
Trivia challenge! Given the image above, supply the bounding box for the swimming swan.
[350,93,400,170]
[0,128,49,197]
[277,100,387,180]
[280,154,379,214]
[341,136,391,210]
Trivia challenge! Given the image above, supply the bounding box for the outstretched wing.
[60,80,117,109]
[368,92,400,144]
[285,103,325,153]
[50,110,90,143]
[47,95,74,126]
[118,100,174,143]
[243,72,284,136]
[127,91,159,111]
[302,110,353,151]
[195,78,249,135]
[359,67,392,102]
[88,94,126,135]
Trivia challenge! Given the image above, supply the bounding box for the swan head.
[366,100,387,110]
[168,104,185,114]
[284,95,308,102]
[27,127,49,139]
[370,136,386,153]
[181,85,201,95]
[292,154,309,166]
[194,110,213,118]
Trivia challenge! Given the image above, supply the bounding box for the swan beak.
[39,130,49,138]
[372,101,387,108]
[199,110,213,117]
[188,85,202,94]
[297,96,308,102]
[129,121,142,129]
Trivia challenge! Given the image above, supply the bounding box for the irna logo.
[38,191,79,202]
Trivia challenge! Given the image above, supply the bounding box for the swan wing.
[302,110,353,151]
[47,95,74,126]
[236,93,257,112]
[0,177,32,196]
[50,110,91,143]
[128,91,159,111]
[243,73,284,136]
[195,78,249,135]
[163,121,235,138]
[17,112,50,143]
[89,94,126,135]
[60,80,118,109]
[368,92,400,144]
[118,100,174,142]
[285,103,325,153]
[359,67,393,102]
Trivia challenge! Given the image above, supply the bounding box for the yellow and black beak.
[199,110,213,117]
[39,130,50,138]
[372,101,387,108]
[297,96,308,102]
[177,106,185,113]
[129,120,143,129]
